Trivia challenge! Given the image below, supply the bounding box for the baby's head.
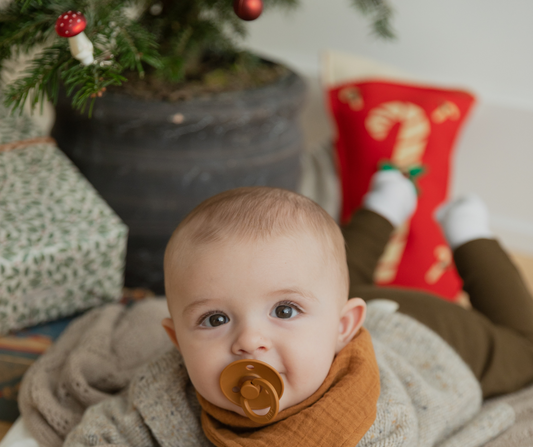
[162,187,366,416]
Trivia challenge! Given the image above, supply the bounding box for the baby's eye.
[200,313,229,327]
[271,302,301,319]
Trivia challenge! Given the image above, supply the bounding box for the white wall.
[243,0,533,254]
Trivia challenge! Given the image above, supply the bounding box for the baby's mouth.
[219,359,285,423]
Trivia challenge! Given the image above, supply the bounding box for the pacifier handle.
[240,378,279,423]
[219,359,284,424]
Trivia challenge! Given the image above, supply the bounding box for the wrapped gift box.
[0,104,128,335]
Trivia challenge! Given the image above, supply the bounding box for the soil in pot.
[113,55,290,102]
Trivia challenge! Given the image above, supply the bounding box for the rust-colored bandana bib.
[197,327,380,447]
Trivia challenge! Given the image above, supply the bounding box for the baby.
[160,186,367,420]
[63,170,533,447]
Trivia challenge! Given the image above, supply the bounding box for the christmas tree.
[0,0,394,116]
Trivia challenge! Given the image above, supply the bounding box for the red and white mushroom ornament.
[55,11,94,65]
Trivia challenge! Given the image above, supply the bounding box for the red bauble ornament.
[233,0,263,21]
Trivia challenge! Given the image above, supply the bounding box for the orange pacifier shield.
[219,359,284,423]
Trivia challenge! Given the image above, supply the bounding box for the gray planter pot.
[51,69,306,293]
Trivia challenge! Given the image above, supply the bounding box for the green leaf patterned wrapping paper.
[0,139,128,335]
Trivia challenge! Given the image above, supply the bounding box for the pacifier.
[219,359,284,423]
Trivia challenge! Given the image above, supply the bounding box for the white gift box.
[0,105,128,334]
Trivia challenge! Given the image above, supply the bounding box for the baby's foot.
[363,169,417,227]
[436,194,493,250]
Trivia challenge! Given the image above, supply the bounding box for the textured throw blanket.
[18,299,174,447]
[19,298,532,447]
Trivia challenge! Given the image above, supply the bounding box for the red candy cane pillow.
[324,52,476,301]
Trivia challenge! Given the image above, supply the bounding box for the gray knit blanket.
[19,298,533,447]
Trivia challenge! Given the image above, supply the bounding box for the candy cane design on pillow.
[365,101,430,170]
[365,100,459,285]
[365,101,429,284]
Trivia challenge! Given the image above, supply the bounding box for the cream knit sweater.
[20,299,515,447]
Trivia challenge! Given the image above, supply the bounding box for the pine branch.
[3,43,71,115]
[20,0,44,13]
[113,22,163,75]
[61,62,126,116]
[351,0,395,39]
[2,0,160,116]
[0,9,57,69]
[2,41,127,117]
[1,0,396,117]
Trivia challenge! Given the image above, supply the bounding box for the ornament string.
[0,137,57,153]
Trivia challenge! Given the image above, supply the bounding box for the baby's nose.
[231,325,272,356]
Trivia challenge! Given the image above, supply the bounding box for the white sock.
[436,194,494,250]
[363,170,418,227]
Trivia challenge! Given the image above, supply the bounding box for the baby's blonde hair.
[164,187,349,297]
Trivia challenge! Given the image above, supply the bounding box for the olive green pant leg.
[454,239,533,343]
[350,284,533,397]
[341,209,394,294]
[342,212,533,398]
[452,239,533,396]
[340,209,487,369]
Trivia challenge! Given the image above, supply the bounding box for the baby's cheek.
[180,349,220,394]
[280,362,330,410]
[283,340,333,390]
[187,364,224,402]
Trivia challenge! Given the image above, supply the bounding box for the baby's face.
[164,231,361,416]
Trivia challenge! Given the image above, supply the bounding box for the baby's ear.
[335,298,366,354]
[162,318,181,352]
